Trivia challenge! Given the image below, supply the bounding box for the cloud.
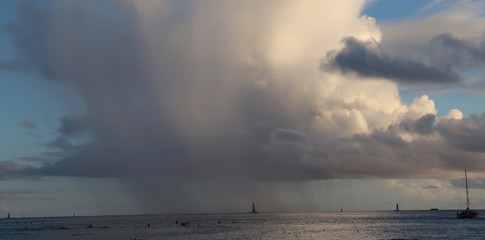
[436,114,485,152]
[19,120,36,130]
[451,178,485,189]
[0,161,34,180]
[326,2,485,88]
[377,0,485,93]
[44,116,94,151]
[271,128,309,144]
[421,0,444,11]
[57,116,92,137]
[382,1,485,43]
[6,0,376,181]
[324,37,460,84]
[422,184,439,189]
[389,179,458,201]
[444,109,463,120]
[4,0,485,188]
[428,33,485,68]
[16,151,65,164]
[398,114,436,135]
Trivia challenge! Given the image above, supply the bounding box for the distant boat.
[394,203,400,211]
[340,207,343,212]
[457,169,479,219]
[430,208,439,211]
[6,212,10,219]
[250,202,258,214]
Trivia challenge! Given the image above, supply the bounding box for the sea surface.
[0,210,484,239]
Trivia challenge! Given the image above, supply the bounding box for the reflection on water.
[0,211,484,240]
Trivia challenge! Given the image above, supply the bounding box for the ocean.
[0,210,484,239]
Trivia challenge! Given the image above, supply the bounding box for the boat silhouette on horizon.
[250,202,258,214]
[457,169,479,219]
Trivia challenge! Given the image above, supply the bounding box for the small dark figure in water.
[87,224,93,228]
[147,223,150,227]
[217,221,221,224]
[176,221,178,224]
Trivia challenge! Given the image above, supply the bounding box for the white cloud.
[405,95,437,120]
[444,109,464,120]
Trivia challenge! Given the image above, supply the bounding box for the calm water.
[0,211,484,239]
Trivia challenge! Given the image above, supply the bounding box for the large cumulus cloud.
[4,0,485,186]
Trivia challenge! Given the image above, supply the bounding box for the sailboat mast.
[465,169,470,209]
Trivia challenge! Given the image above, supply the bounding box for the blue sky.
[364,0,431,22]
[1,0,485,217]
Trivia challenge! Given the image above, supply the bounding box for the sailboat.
[394,203,400,211]
[250,202,258,214]
[457,169,479,219]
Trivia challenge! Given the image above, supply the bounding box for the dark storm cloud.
[49,136,76,151]
[7,0,321,181]
[436,114,485,152]
[325,33,485,85]
[324,37,460,84]
[58,116,92,136]
[45,116,93,150]
[397,114,436,135]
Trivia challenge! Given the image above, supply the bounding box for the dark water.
[0,211,484,239]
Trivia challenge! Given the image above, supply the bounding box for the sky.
[1,0,485,217]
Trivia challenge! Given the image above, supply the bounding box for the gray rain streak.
[8,1,313,181]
